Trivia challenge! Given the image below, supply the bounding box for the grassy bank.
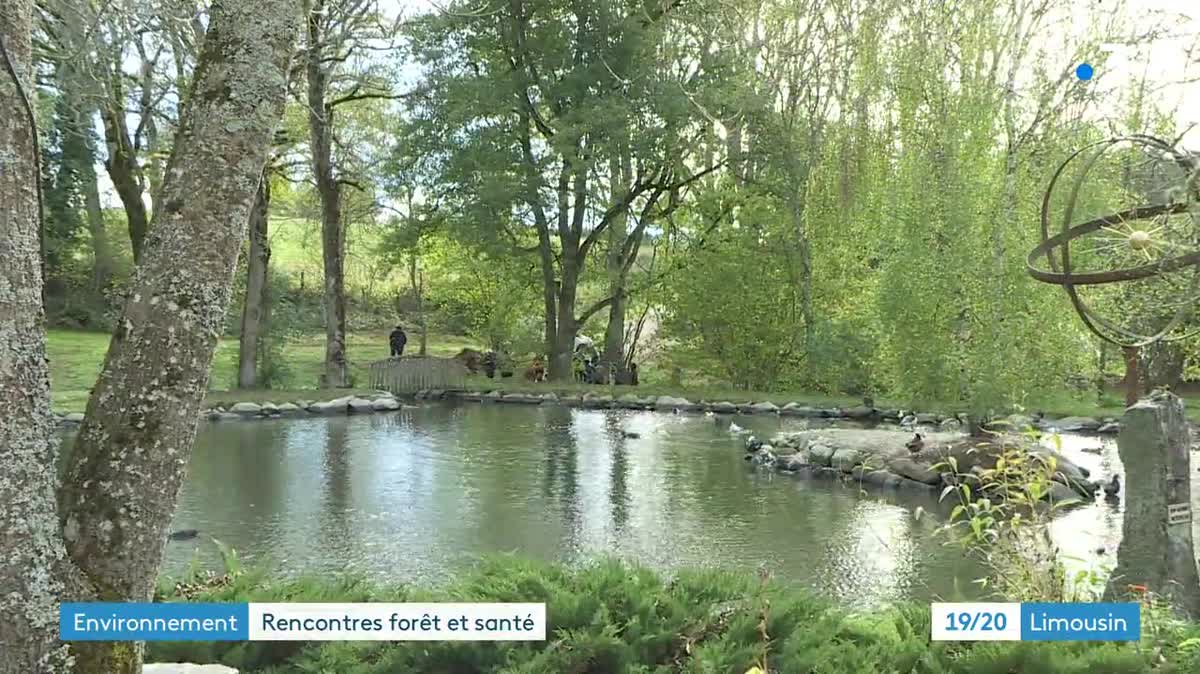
[148,557,1197,673]
[46,329,475,412]
[46,328,1200,421]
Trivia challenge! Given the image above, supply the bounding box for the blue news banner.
[930,602,1141,641]
[60,603,547,642]
[60,601,1137,643]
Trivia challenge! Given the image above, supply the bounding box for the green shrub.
[147,556,1196,673]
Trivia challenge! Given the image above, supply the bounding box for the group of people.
[573,335,638,385]
[400,326,637,385]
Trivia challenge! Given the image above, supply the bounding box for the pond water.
[107,403,1196,607]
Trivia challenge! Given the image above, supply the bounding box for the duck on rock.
[905,433,924,454]
[1102,475,1121,498]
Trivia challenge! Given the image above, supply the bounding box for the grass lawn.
[46,328,1200,421]
[46,328,477,413]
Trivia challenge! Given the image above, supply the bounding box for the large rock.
[831,447,867,472]
[371,397,401,411]
[347,397,374,412]
[229,402,262,416]
[850,466,896,488]
[1048,416,1101,432]
[778,453,810,471]
[808,441,835,467]
[308,398,347,414]
[840,406,875,420]
[710,401,738,414]
[886,457,942,485]
[891,475,938,493]
[582,393,612,408]
[1047,481,1083,505]
[655,395,695,411]
[780,403,823,417]
[1107,391,1200,613]
[617,394,644,409]
[144,665,238,674]
[915,412,939,425]
[502,393,541,404]
[277,402,302,416]
[483,390,502,401]
[63,412,85,423]
[1033,449,1091,483]
[747,401,779,414]
[773,432,810,451]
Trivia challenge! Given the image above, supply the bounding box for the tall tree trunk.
[305,0,349,388]
[603,148,631,384]
[78,103,114,292]
[0,2,75,670]
[409,253,428,355]
[55,2,298,671]
[82,153,114,291]
[538,228,557,358]
[549,162,585,382]
[100,69,150,262]
[552,259,579,381]
[238,172,272,389]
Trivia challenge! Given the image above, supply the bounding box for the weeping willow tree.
[802,0,1127,416]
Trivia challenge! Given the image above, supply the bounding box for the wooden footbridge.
[367,356,470,395]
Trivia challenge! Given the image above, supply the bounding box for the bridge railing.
[367,356,470,395]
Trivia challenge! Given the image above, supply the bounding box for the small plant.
[933,428,1079,602]
[211,538,243,577]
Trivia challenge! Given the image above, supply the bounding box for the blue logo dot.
[1076,63,1094,81]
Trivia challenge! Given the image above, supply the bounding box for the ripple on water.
[146,405,1194,605]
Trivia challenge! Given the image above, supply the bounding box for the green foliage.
[255,270,307,389]
[934,428,1111,603]
[379,228,544,353]
[146,556,1196,673]
[36,0,1198,414]
[663,186,806,390]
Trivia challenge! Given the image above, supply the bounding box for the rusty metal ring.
[1029,134,1200,347]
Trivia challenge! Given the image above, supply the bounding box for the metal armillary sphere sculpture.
[1027,134,1200,406]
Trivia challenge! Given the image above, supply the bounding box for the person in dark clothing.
[389,326,407,357]
[629,362,639,385]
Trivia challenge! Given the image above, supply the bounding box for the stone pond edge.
[52,387,1125,437]
[54,388,1192,507]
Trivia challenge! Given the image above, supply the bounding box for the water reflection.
[145,404,1199,606]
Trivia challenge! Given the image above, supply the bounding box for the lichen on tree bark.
[0,4,78,672]
[0,1,298,671]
